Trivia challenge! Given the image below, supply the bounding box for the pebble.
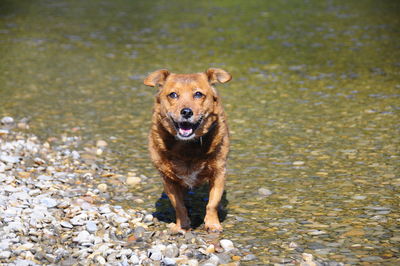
[1,116,14,125]
[126,176,141,186]
[0,124,244,266]
[361,256,383,262]
[73,230,91,244]
[242,254,256,261]
[353,195,367,200]
[0,251,11,259]
[206,244,215,254]
[220,239,234,252]
[0,155,21,164]
[96,140,108,147]
[95,255,106,265]
[163,257,176,265]
[143,214,153,222]
[60,221,73,229]
[129,254,140,264]
[148,248,163,261]
[97,183,108,192]
[40,197,58,208]
[164,243,179,258]
[258,187,273,196]
[86,221,98,233]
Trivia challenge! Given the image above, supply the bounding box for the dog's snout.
[180,108,193,119]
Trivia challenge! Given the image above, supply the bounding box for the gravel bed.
[0,117,322,265]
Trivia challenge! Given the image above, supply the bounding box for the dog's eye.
[194,91,204,98]
[168,92,178,99]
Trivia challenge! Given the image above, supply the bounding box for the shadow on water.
[153,183,228,229]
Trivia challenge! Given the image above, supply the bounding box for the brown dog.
[144,68,232,233]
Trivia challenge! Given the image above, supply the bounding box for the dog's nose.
[180,108,193,119]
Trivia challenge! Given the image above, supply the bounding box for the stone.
[206,244,215,254]
[220,239,234,252]
[342,229,365,237]
[129,254,140,264]
[7,221,24,232]
[163,257,176,265]
[40,198,58,208]
[202,254,219,266]
[143,214,153,223]
[0,250,11,259]
[148,248,163,261]
[70,216,85,226]
[0,155,21,164]
[13,259,37,266]
[86,221,98,233]
[187,259,199,266]
[96,140,108,147]
[73,230,91,244]
[258,187,273,196]
[216,253,231,264]
[126,176,141,186]
[1,116,14,125]
[164,243,179,258]
[301,253,317,266]
[34,157,45,165]
[242,254,256,261]
[353,195,366,200]
[361,256,383,262]
[308,230,327,236]
[95,255,106,265]
[97,183,108,192]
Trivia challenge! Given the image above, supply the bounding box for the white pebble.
[40,197,58,208]
[60,221,73,229]
[1,116,14,124]
[143,214,153,222]
[86,221,98,233]
[97,183,108,192]
[126,176,141,186]
[130,254,140,264]
[96,140,108,147]
[73,230,91,243]
[0,250,11,259]
[220,239,234,252]
[258,187,273,196]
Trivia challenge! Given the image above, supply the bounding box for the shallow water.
[1,0,399,263]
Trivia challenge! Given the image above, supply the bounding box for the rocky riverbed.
[0,117,325,265]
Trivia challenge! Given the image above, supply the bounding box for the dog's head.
[144,68,231,140]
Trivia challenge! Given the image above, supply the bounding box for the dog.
[144,68,232,233]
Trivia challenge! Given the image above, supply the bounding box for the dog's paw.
[168,223,189,235]
[205,222,223,233]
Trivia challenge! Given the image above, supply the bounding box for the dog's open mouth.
[173,119,202,139]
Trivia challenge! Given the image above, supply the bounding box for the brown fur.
[144,68,232,233]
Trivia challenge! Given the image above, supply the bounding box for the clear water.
[1,0,399,263]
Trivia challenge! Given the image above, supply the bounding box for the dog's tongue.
[179,127,193,137]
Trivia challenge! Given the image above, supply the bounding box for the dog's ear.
[206,68,232,84]
[144,69,170,87]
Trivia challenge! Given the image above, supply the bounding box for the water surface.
[1,0,399,263]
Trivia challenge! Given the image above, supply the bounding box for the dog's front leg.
[204,168,225,233]
[162,176,191,234]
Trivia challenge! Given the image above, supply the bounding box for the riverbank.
[0,117,327,265]
[0,117,256,266]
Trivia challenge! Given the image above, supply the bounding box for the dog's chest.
[176,169,201,188]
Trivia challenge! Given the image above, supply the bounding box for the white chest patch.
[177,168,203,188]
